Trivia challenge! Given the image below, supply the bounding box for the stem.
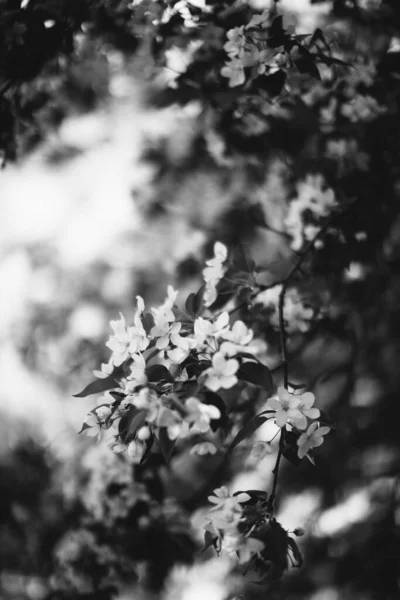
[268,211,345,512]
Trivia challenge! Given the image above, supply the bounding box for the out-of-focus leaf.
[238,361,273,394]
[230,415,268,449]
[158,427,176,463]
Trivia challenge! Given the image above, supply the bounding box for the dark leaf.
[318,409,336,430]
[73,375,118,398]
[185,293,196,318]
[158,427,176,463]
[287,537,303,567]
[140,433,154,464]
[202,391,228,431]
[256,70,286,97]
[142,312,155,335]
[282,430,302,466]
[295,56,321,80]
[202,529,219,553]
[124,410,147,444]
[230,415,268,449]
[147,364,174,383]
[238,362,273,394]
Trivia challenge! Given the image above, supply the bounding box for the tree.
[1,1,400,599]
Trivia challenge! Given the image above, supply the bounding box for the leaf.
[146,364,173,383]
[295,55,321,80]
[231,243,256,274]
[238,362,273,394]
[186,360,210,379]
[73,375,118,398]
[202,529,219,553]
[256,70,286,97]
[282,430,302,467]
[287,537,303,567]
[140,433,154,464]
[318,409,336,430]
[230,415,268,449]
[142,312,155,335]
[185,293,197,318]
[202,391,227,432]
[158,427,176,463]
[124,409,147,444]
[185,285,205,318]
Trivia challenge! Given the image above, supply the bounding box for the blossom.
[208,487,250,512]
[106,308,149,366]
[126,353,147,389]
[220,319,253,348]
[127,440,145,463]
[93,360,113,379]
[194,312,229,346]
[167,333,197,363]
[203,242,227,284]
[152,286,178,323]
[224,26,246,57]
[203,351,239,392]
[221,57,246,87]
[237,537,265,564]
[269,387,303,428]
[185,397,221,433]
[297,422,330,459]
[151,319,182,350]
[81,412,104,440]
[296,391,320,430]
[190,442,218,455]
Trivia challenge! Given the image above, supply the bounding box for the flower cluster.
[269,387,330,460]
[255,284,315,334]
[205,487,265,564]
[80,242,265,459]
[284,174,337,251]
[221,10,289,88]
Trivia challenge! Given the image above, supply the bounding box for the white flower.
[126,353,147,389]
[297,422,330,459]
[202,243,228,307]
[96,405,112,421]
[208,486,250,512]
[93,360,113,379]
[127,440,145,463]
[237,537,265,564]
[152,286,178,323]
[221,57,246,87]
[203,242,228,283]
[81,412,103,441]
[194,312,230,346]
[224,26,246,57]
[106,308,149,367]
[185,397,221,433]
[296,391,320,430]
[268,387,303,428]
[151,319,182,350]
[220,320,253,347]
[167,333,197,363]
[137,426,151,441]
[203,351,239,392]
[190,442,218,455]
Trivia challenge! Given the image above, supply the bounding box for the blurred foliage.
[1,1,400,600]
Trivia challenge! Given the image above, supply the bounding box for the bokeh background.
[1,0,400,599]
